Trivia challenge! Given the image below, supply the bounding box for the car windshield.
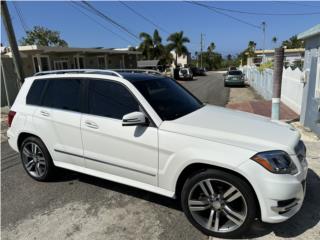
[228,71,242,75]
[132,77,203,120]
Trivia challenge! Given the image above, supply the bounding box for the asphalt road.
[1,72,227,240]
[179,71,229,106]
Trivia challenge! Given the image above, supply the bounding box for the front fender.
[158,131,256,193]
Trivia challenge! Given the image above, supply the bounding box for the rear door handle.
[84,120,99,129]
[40,110,50,117]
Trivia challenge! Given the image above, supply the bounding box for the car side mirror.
[122,112,148,126]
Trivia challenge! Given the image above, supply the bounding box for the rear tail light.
[7,111,16,127]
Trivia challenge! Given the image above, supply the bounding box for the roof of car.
[33,69,167,82]
[120,72,167,82]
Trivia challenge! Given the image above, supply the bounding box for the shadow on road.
[54,168,180,210]
[53,168,319,239]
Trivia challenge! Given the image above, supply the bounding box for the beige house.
[247,48,305,66]
[1,45,141,77]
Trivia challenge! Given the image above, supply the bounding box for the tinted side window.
[42,79,81,112]
[88,80,139,119]
[26,80,47,106]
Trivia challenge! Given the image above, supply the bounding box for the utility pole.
[261,21,266,63]
[200,33,203,68]
[1,1,24,85]
[271,47,284,120]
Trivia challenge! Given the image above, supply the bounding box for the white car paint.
[7,72,307,225]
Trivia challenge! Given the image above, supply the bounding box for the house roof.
[253,48,305,55]
[297,24,320,40]
[2,45,141,55]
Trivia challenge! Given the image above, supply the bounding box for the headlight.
[251,150,298,175]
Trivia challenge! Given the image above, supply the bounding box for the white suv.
[7,69,308,238]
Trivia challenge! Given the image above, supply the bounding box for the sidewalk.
[226,86,299,121]
[1,107,9,143]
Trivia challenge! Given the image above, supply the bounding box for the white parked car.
[7,69,308,238]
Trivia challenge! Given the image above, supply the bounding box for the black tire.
[20,136,55,181]
[224,83,228,87]
[181,169,257,238]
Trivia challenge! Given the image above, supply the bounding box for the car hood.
[159,105,300,154]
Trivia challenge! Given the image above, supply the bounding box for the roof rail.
[112,69,163,76]
[34,69,123,78]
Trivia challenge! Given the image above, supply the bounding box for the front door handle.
[84,120,99,129]
[40,110,50,117]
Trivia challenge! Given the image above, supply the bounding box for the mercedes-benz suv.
[7,69,308,238]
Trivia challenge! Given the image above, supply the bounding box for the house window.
[54,59,69,70]
[79,57,85,69]
[97,56,106,69]
[73,56,85,69]
[33,55,50,73]
[40,56,50,71]
[33,57,40,73]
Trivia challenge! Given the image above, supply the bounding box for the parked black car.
[191,67,206,76]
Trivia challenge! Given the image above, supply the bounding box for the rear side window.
[88,80,139,119]
[26,80,47,106]
[42,79,81,112]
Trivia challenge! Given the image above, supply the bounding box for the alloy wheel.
[22,142,47,178]
[188,179,247,233]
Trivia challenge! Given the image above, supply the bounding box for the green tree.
[282,35,304,49]
[272,36,277,46]
[167,31,190,67]
[247,41,256,57]
[207,42,215,53]
[20,26,68,47]
[138,29,164,60]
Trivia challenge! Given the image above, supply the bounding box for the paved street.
[179,71,229,106]
[1,73,320,240]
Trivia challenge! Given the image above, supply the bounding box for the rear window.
[42,79,81,112]
[228,71,242,75]
[26,80,47,106]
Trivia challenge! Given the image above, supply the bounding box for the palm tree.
[207,42,216,53]
[138,29,165,60]
[139,32,153,60]
[167,31,190,67]
[247,41,256,57]
[272,36,277,48]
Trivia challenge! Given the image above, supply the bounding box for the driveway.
[1,74,320,240]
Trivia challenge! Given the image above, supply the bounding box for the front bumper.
[224,79,245,85]
[238,154,308,223]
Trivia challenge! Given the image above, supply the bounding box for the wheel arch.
[175,162,261,218]
[17,132,41,150]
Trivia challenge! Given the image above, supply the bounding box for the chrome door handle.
[84,120,99,129]
[40,110,50,117]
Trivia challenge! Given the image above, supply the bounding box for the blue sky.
[1,1,320,57]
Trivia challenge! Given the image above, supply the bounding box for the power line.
[186,1,261,29]
[81,1,139,41]
[119,1,169,35]
[203,1,320,16]
[69,2,134,45]
[12,2,28,33]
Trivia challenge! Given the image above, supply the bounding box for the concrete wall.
[300,34,320,136]
[1,57,20,107]
[242,66,304,114]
